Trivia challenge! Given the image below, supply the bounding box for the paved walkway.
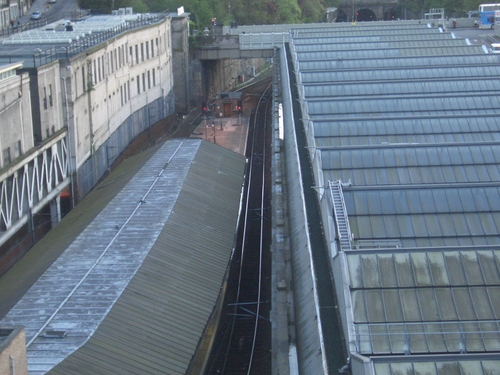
[190,115,248,155]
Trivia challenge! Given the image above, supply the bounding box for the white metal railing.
[354,320,500,355]
[0,132,70,246]
[239,32,289,50]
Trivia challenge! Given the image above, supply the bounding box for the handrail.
[329,179,353,251]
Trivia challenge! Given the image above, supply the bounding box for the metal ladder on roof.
[329,180,352,251]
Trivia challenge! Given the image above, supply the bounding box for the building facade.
[0,12,178,273]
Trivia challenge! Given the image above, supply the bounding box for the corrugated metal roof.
[0,139,246,374]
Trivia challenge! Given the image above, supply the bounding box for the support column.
[50,196,61,227]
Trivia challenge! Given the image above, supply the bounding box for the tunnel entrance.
[336,9,348,22]
[356,8,377,22]
[384,8,398,21]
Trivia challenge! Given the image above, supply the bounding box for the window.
[43,87,47,109]
[120,85,123,106]
[82,66,85,94]
[141,43,144,62]
[137,75,140,94]
[129,46,133,65]
[17,141,22,157]
[135,45,139,64]
[49,84,53,107]
[97,57,101,81]
[151,39,154,57]
[146,41,149,60]
[3,147,11,164]
[147,71,151,89]
[142,73,146,92]
[152,69,156,86]
[110,52,113,73]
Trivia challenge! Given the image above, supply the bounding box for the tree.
[298,0,325,23]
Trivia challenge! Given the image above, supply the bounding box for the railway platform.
[190,115,249,156]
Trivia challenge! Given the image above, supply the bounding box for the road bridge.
[195,19,428,61]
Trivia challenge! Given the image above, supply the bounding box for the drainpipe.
[61,71,75,209]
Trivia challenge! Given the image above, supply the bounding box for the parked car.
[30,11,41,20]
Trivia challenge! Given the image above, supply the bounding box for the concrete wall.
[0,66,33,169]
[61,17,175,198]
[0,326,28,375]
[171,14,189,113]
[36,60,64,143]
[202,57,266,105]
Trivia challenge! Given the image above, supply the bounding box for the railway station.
[2,7,500,375]
[277,22,500,375]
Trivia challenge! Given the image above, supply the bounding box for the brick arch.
[384,7,398,21]
[357,8,377,21]
[338,0,401,22]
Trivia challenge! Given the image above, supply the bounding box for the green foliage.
[78,0,325,25]
[78,0,482,27]
[298,0,325,23]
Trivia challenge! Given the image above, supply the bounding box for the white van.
[491,43,500,53]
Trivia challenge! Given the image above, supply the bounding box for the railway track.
[205,79,273,374]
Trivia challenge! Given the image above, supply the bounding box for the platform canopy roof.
[0,139,246,375]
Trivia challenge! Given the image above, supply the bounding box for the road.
[22,0,82,27]
[451,27,498,45]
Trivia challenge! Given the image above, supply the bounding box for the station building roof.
[0,139,246,374]
[289,22,500,372]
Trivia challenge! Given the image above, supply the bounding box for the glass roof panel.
[352,290,368,321]
[378,254,397,287]
[396,215,415,237]
[418,289,440,320]
[444,251,467,285]
[471,287,495,319]
[411,252,432,286]
[435,288,459,320]
[370,216,387,238]
[361,254,382,288]
[437,214,457,237]
[400,289,422,321]
[383,290,404,321]
[453,288,476,320]
[383,216,400,238]
[395,253,415,287]
[366,290,385,322]
[427,252,450,286]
